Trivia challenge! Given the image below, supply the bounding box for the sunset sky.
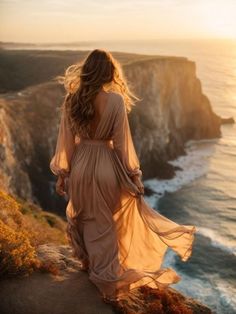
[0,0,236,43]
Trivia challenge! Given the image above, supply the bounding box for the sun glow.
[0,0,236,42]
[199,2,236,39]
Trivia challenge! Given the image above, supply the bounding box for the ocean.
[86,39,236,314]
[12,39,236,313]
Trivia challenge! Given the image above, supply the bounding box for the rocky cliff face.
[125,57,222,178]
[0,82,66,212]
[0,53,225,212]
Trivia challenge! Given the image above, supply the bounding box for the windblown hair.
[55,49,139,138]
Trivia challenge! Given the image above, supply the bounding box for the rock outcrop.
[0,243,212,314]
[0,50,231,212]
[0,82,66,212]
[125,57,223,179]
[0,181,212,313]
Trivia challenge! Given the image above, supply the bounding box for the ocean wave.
[162,251,236,314]
[215,281,236,312]
[198,227,236,256]
[143,139,216,203]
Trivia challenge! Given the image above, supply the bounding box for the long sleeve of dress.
[112,94,142,179]
[50,102,76,178]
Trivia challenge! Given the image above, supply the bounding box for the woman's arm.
[50,98,76,194]
[112,94,144,195]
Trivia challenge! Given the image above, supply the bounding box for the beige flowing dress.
[50,91,197,299]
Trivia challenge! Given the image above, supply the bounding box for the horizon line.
[1,37,236,45]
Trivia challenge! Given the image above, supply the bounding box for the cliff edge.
[0,243,212,314]
[0,189,212,314]
[0,51,231,212]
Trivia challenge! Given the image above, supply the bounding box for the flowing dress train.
[50,91,197,299]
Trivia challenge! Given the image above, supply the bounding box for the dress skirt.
[65,139,196,299]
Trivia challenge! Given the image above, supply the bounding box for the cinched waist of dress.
[79,138,114,148]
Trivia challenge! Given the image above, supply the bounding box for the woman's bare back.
[89,90,110,139]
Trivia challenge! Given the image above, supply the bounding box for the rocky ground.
[0,244,212,314]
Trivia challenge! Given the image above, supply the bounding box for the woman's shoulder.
[108,91,122,99]
[108,92,127,118]
[109,91,124,107]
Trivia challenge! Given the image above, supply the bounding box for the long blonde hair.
[55,49,139,137]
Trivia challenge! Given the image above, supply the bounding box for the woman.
[50,49,197,302]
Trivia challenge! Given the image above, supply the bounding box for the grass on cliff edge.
[0,189,67,278]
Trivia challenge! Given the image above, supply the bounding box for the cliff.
[0,189,212,313]
[0,244,212,314]
[0,50,230,212]
[0,82,66,212]
[125,57,223,178]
